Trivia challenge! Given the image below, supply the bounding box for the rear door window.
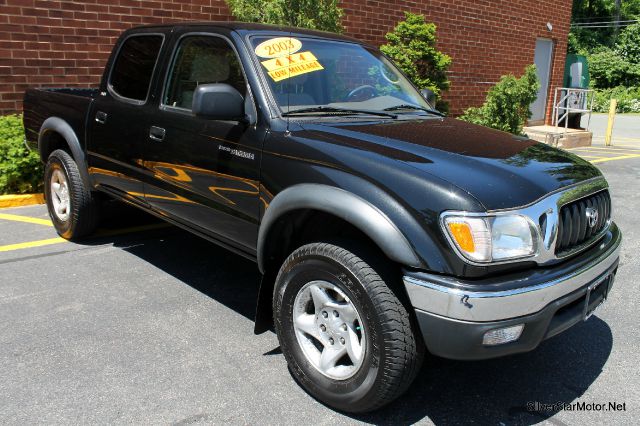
[109,35,163,102]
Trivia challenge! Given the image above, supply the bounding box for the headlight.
[442,213,538,263]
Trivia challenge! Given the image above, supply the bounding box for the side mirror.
[420,88,436,106]
[192,83,245,120]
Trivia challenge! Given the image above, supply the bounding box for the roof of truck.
[129,21,364,44]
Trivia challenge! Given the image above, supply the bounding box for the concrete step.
[523,125,592,149]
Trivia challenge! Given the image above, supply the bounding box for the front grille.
[555,190,611,255]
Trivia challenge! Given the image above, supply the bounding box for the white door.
[530,39,554,123]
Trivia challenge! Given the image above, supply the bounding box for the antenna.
[285,10,292,136]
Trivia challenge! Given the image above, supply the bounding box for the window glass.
[110,35,163,102]
[164,36,247,109]
[250,37,432,113]
[110,35,162,101]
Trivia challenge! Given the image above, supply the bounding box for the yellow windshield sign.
[254,37,302,58]
[261,51,324,82]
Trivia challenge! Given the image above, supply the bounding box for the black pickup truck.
[23,22,621,412]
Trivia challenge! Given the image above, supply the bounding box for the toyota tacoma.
[23,23,621,413]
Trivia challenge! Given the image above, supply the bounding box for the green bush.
[616,22,640,64]
[226,0,343,33]
[459,65,540,135]
[0,114,43,194]
[587,47,640,89]
[379,12,452,112]
[592,86,640,113]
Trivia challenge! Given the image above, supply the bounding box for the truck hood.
[299,117,602,210]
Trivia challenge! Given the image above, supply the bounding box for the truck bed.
[23,87,98,152]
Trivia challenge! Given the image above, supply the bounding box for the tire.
[44,149,99,239]
[273,242,424,413]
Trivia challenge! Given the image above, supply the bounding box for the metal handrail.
[552,87,595,134]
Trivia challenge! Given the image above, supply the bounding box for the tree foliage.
[0,114,43,194]
[570,4,640,93]
[569,0,640,51]
[225,0,343,33]
[570,0,617,51]
[379,12,452,111]
[459,65,540,135]
[588,47,640,88]
[616,22,640,63]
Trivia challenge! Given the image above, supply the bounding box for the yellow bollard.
[605,99,617,146]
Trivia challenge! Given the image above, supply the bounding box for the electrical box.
[564,54,590,89]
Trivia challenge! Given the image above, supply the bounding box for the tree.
[570,0,616,51]
[379,12,452,111]
[459,65,540,135]
[588,47,640,88]
[569,0,640,52]
[622,0,640,20]
[226,0,343,33]
[616,22,640,63]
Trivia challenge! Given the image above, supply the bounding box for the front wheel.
[273,242,424,413]
[44,149,99,239]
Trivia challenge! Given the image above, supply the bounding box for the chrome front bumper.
[404,229,622,323]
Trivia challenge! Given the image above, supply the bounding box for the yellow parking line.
[569,147,640,153]
[592,135,640,139]
[0,237,66,252]
[577,155,607,159]
[0,223,171,253]
[597,144,640,149]
[598,136,640,142]
[0,213,52,226]
[581,146,640,153]
[592,139,640,145]
[590,154,640,164]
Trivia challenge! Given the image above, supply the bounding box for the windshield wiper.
[383,104,444,116]
[282,106,397,118]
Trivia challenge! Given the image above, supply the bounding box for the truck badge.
[585,207,598,228]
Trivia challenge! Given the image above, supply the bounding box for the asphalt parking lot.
[1,140,639,424]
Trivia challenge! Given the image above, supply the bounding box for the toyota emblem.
[585,207,599,228]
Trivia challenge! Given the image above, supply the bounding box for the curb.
[0,193,45,208]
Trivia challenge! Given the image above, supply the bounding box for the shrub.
[616,22,640,65]
[592,86,640,113]
[379,12,452,111]
[0,114,43,194]
[226,0,343,33]
[459,65,540,135]
[587,47,640,89]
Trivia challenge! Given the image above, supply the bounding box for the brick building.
[0,0,572,122]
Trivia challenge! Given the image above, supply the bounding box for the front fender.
[257,183,422,273]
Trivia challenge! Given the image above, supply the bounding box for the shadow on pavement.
[351,314,612,425]
[87,201,613,425]
[86,200,261,321]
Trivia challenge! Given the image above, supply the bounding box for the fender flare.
[38,117,92,189]
[256,183,421,273]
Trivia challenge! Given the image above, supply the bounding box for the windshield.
[250,36,434,115]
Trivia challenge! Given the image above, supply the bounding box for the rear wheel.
[44,149,99,239]
[273,242,423,413]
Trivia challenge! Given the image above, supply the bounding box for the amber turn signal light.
[447,222,475,253]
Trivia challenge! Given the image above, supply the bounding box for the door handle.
[95,111,107,124]
[149,126,165,142]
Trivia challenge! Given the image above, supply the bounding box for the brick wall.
[0,0,571,123]
[341,0,572,121]
[0,0,233,114]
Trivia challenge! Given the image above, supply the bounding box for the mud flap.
[254,268,277,334]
